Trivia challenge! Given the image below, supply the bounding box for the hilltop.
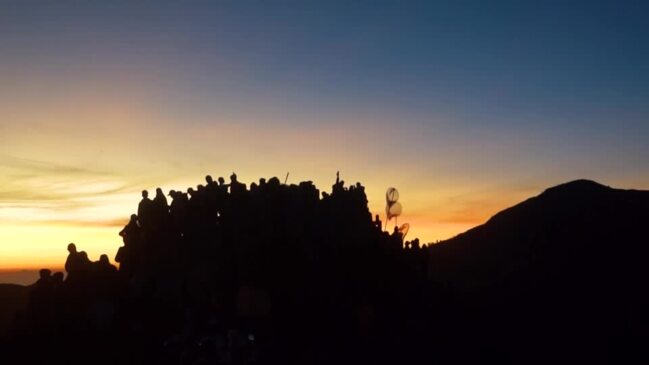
[429,179,649,289]
[2,177,647,364]
[428,179,649,363]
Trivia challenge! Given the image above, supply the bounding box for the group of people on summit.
[17,172,429,364]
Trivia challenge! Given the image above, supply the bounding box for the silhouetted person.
[229,172,246,195]
[116,215,139,272]
[28,269,55,323]
[169,190,188,231]
[151,187,170,229]
[391,226,404,248]
[119,214,141,245]
[34,269,53,294]
[78,251,92,274]
[154,187,168,211]
[32,269,53,299]
[374,214,382,230]
[50,271,65,310]
[65,243,85,282]
[206,175,218,188]
[411,238,420,250]
[138,190,154,229]
[268,176,280,186]
[95,254,118,275]
[333,171,345,194]
[93,254,118,295]
[37,268,52,284]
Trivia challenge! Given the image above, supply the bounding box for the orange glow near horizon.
[2,53,647,272]
[0,174,496,270]
[0,222,122,270]
[0,160,560,271]
[1,97,646,270]
[2,104,646,271]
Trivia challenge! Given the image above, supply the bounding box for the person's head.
[142,190,149,199]
[168,190,176,198]
[99,254,109,264]
[39,268,51,279]
[67,243,77,254]
[156,187,163,196]
[206,175,213,184]
[80,251,89,261]
[230,172,237,182]
[218,177,225,185]
[130,214,137,222]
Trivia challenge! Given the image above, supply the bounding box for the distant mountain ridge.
[429,179,649,289]
[426,179,649,363]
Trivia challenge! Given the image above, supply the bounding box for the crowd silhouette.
[5,173,432,364]
[3,176,645,364]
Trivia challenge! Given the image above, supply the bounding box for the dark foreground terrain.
[1,177,647,364]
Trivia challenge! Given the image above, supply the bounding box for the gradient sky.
[1,1,648,271]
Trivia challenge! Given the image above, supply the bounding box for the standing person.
[65,243,83,281]
[138,190,154,229]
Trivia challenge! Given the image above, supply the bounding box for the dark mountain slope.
[429,179,649,290]
[428,180,649,364]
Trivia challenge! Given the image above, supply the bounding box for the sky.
[1,0,648,273]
